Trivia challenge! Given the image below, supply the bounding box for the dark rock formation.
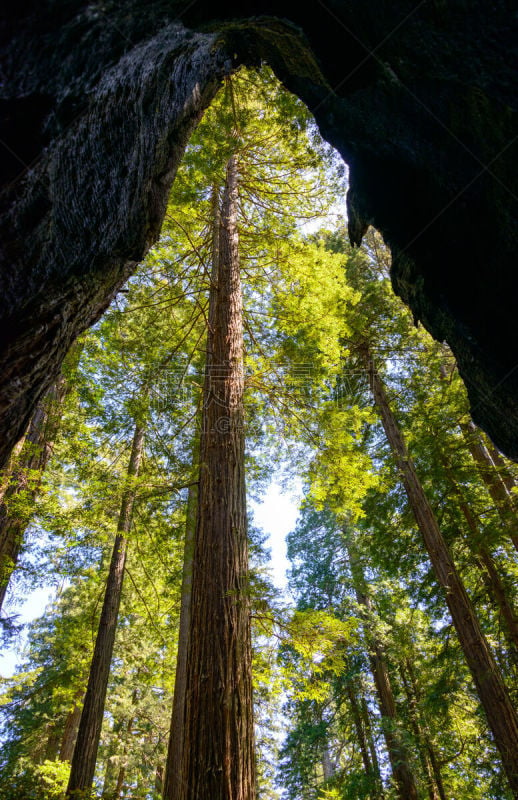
[1,1,517,464]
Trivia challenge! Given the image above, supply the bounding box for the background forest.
[1,67,518,800]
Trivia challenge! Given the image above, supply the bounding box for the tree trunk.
[322,744,335,781]
[399,661,447,800]
[361,342,518,796]
[345,679,385,798]
[179,154,255,800]
[403,658,448,800]
[439,455,518,660]
[66,423,145,799]
[345,533,419,800]
[163,184,219,800]
[163,474,198,800]
[360,689,384,797]
[59,694,84,762]
[0,375,67,611]
[486,443,518,498]
[345,681,373,777]
[460,419,518,552]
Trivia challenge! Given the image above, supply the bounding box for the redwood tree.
[359,342,518,796]
[66,422,145,799]
[178,154,256,800]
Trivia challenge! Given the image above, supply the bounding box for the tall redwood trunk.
[345,532,419,800]
[163,185,219,800]
[360,343,518,796]
[179,154,255,800]
[66,423,145,799]
[0,376,67,611]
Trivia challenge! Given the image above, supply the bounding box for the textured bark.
[1,3,518,465]
[346,534,419,800]
[361,343,518,797]
[66,423,145,799]
[163,471,198,800]
[179,155,255,800]
[164,185,219,800]
[0,374,66,612]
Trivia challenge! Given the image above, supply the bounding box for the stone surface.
[1,1,517,463]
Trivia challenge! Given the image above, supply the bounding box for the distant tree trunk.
[345,681,373,777]
[361,342,518,796]
[179,154,255,800]
[399,660,447,800]
[102,685,140,800]
[486,442,518,497]
[322,744,335,781]
[359,688,384,795]
[101,720,125,799]
[66,423,145,799]
[460,419,518,552]
[163,184,219,800]
[345,678,385,798]
[44,727,62,763]
[59,693,84,762]
[156,765,164,796]
[438,455,518,660]
[345,533,419,800]
[163,474,198,800]
[0,376,67,611]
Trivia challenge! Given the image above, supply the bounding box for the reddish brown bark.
[163,185,219,800]
[179,155,255,800]
[361,343,518,796]
[66,423,145,799]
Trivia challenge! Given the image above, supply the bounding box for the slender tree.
[66,422,145,799]
[398,659,448,800]
[345,529,419,800]
[359,341,518,796]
